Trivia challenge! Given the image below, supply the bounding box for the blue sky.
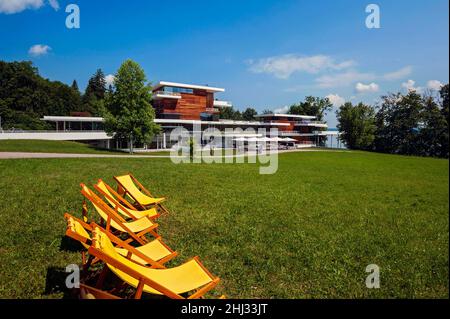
[0,0,448,127]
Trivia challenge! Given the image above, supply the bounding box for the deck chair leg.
[96,265,109,289]
[135,279,145,299]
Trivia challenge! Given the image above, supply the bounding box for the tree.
[417,95,448,157]
[81,69,107,116]
[372,88,450,158]
[71,80,79,92]
[262,109,273,114]
[336,102,376,150]
[0,60,82,129]
[103,59,160,154]
[439,84,449,158]
[84,69,106,100]
[219,106,243,120]
[242,107,257,121]
[288,96,333,121]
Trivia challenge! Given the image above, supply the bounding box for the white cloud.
[355,82,379,93]
[0,0,58,14]
[248,54,355,79]
[104,74,115,87]
[28,44,51,56]
[326,94,345,107]
[0,0,43,14]
[383,66,412,81]
[273,105,289,114]
[315,71,375,88]
[427,80,443,91]
[401,79,423,93]
[48,0,59,11]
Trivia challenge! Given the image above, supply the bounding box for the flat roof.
[154,119,290,126]
[153,81,225,93]
[42,116,104,122]
[254,113,317,120]
[41,116,289,127]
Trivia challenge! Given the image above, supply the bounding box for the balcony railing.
[295,121,327,126]
[153,91,182,98]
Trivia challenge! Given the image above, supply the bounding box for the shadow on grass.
[44,266,76,299]
[59,235,84,252]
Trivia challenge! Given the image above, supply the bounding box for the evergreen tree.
[242,107,257,121]
[71,80,79,92]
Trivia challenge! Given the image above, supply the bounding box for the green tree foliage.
[439,84,449,157]
[103,59,160,154]
[0,61,82,130]
[81,69,107,116]
[373,90,449,158]
[336,102,376,150]
[242,107,257,121]
[71,80,79,92]
[288,96,333,121]
[219,106,243,120]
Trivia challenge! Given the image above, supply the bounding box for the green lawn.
[0,139,169,156]
[0,151,448,298]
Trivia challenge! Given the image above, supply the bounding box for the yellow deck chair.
[94,179,159,221]
[80,183,159,246]
[64,213,177,268]
[79,283,121,299]
[114,173,169,213]
[89,226,220,299]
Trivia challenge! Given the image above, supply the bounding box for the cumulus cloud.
[401,79,423,93]
[0,0,59,14]
[0,0,44,14]
[326,94,345,107]
[28,44,51,56]
[48,0,59,11]
[427,80,443,91]
[383,66,413,81]
[248,54,355,79]
[104,74,115,87]
[273,105,289,114]
[355,82,379,93]
[315,71,375,88]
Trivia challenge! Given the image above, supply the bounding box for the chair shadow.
[59,235,83,252]
[44,266,77,299]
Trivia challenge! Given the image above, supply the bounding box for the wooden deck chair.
[114,173,169,214]
[64,213,177,268]
[79,283,121,299]
[88,226,220,299]
[94,179,160,221]
[80,183,159,246]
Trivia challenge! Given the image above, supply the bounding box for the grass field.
[0,151,448,298]
[0,140,169,156]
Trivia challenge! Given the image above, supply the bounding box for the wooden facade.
[153,89,216,120]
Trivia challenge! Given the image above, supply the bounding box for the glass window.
[162,86,193,94]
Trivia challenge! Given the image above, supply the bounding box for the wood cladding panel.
[154,89,214,120]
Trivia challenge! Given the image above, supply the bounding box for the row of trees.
[219,106,258,121]
[0,60,110,130]
[219,96,333,122]
[337,85,449,158]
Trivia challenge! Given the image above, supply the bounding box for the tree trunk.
[129,135,134,155]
